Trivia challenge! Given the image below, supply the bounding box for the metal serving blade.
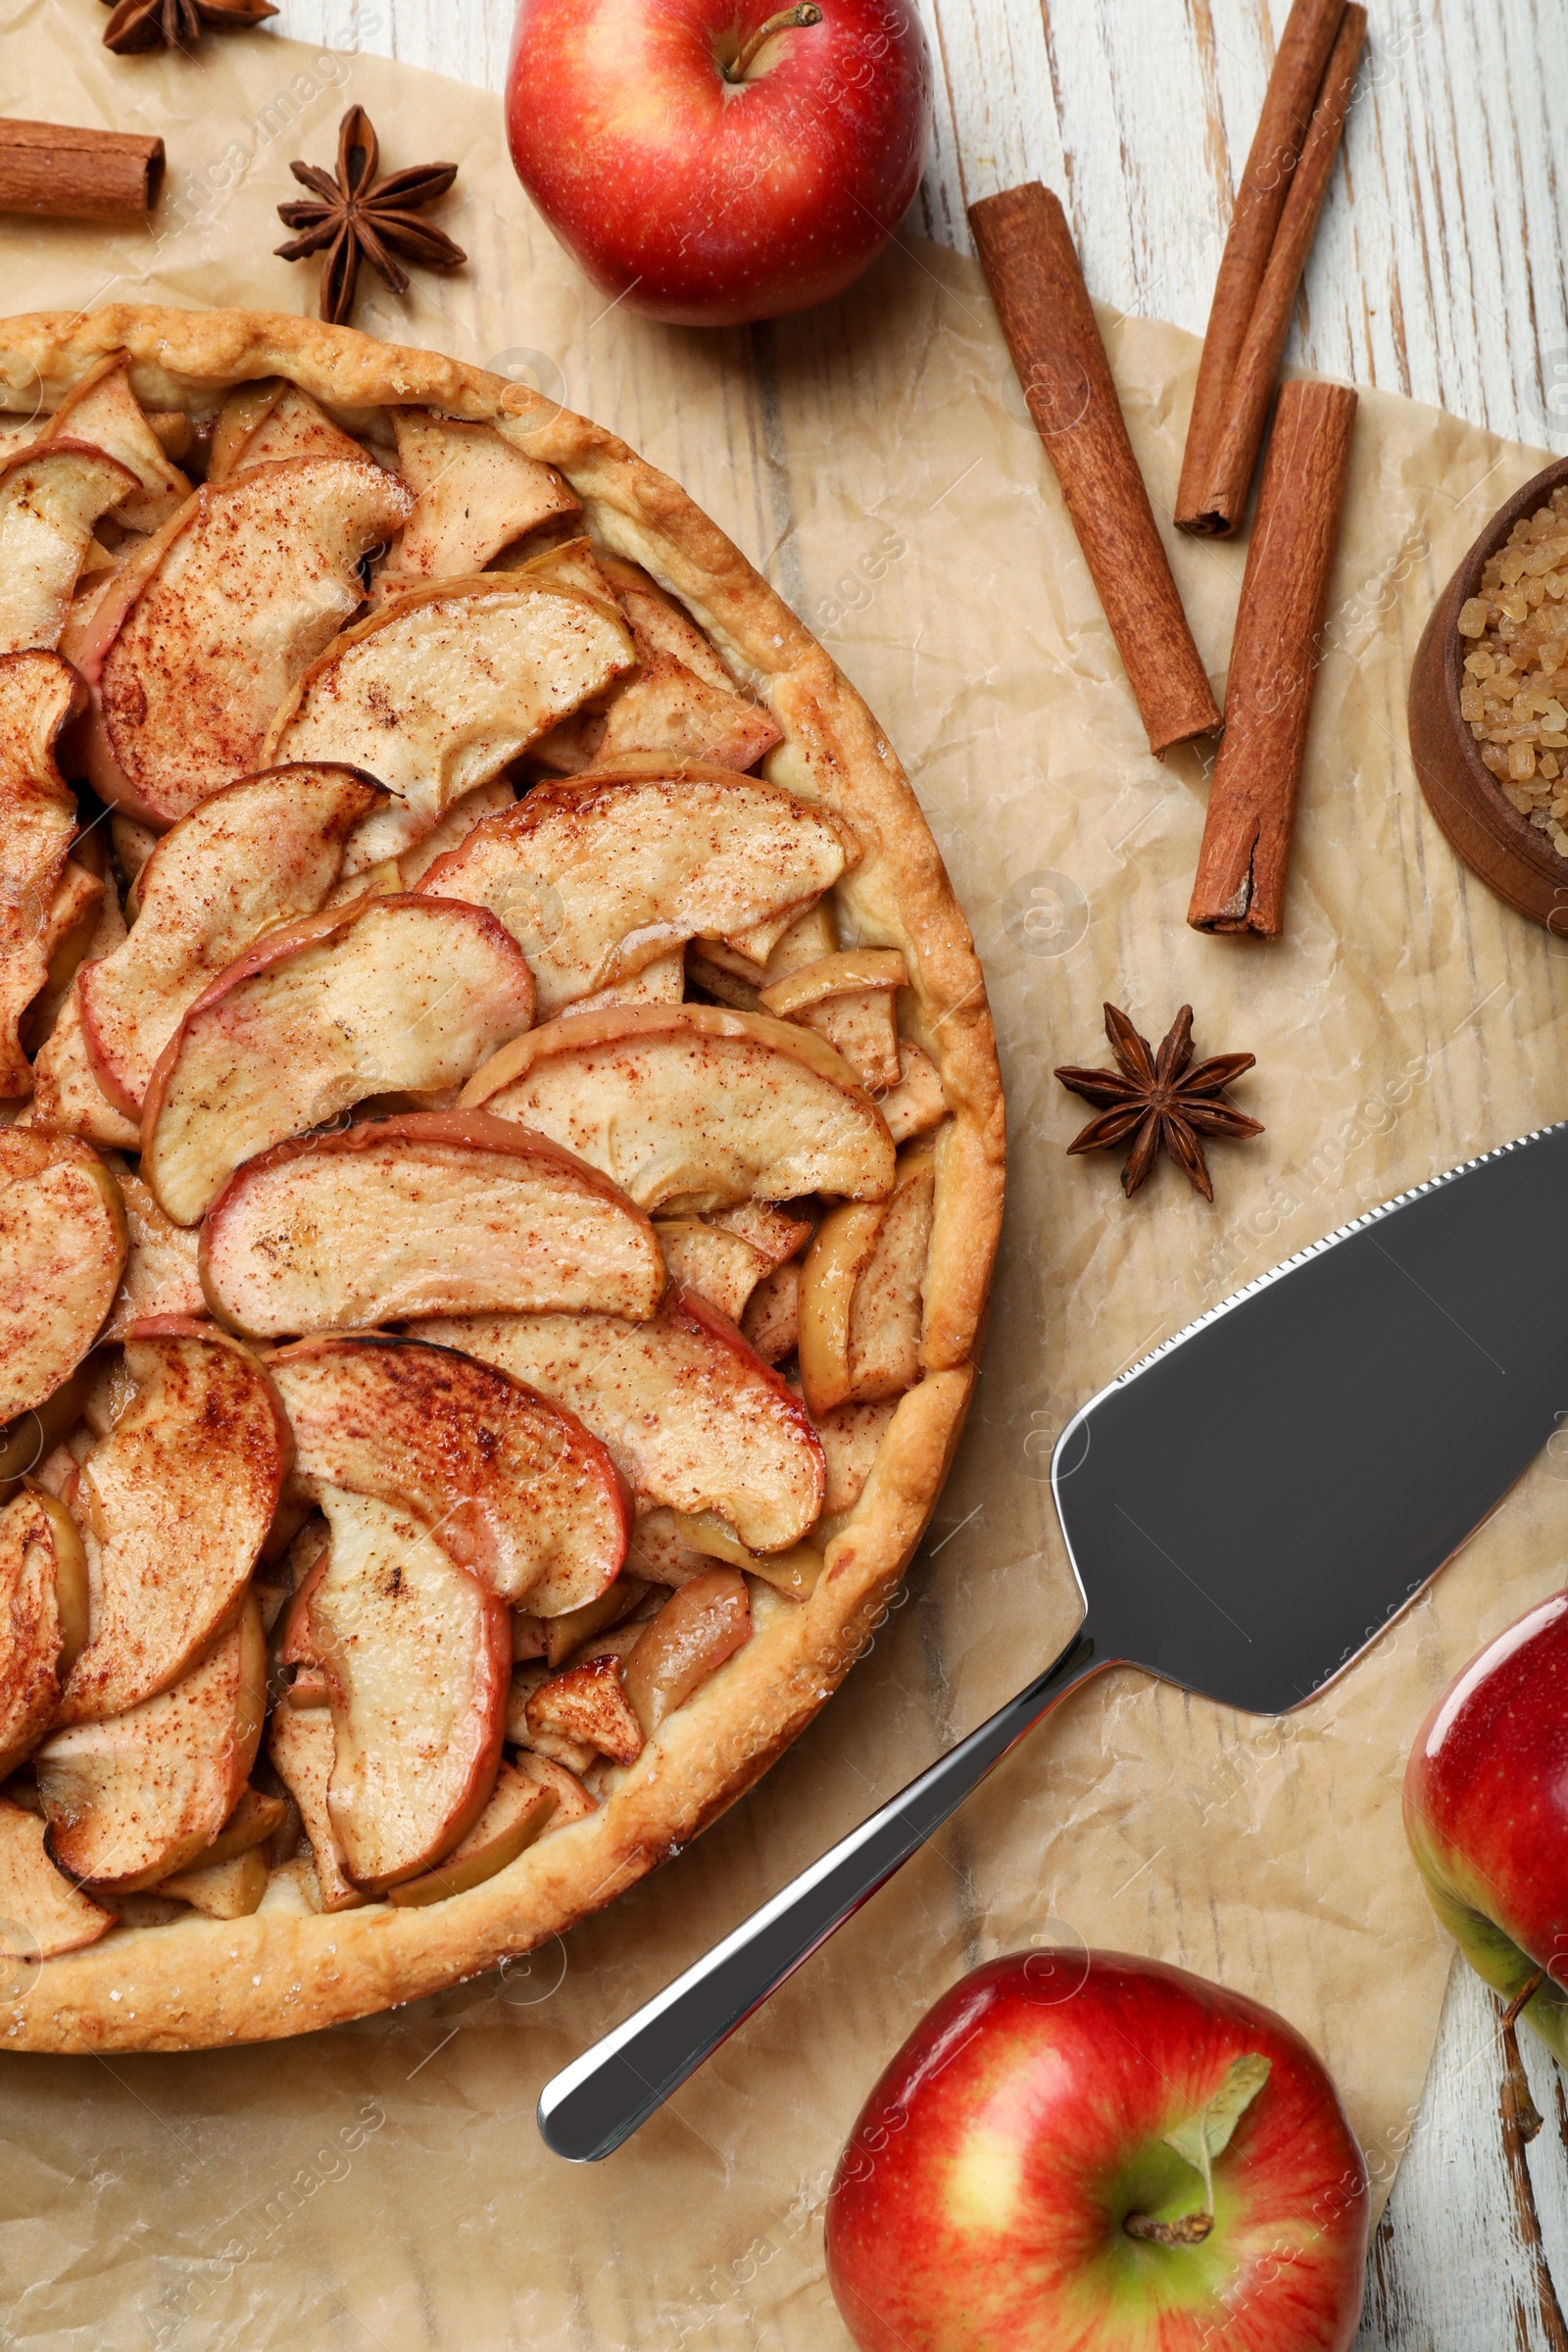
[538,1120,1568,2161]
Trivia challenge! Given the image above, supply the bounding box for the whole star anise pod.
[275,106,466,328]
[102,0,276,54]
[1055,1004,1263,1201]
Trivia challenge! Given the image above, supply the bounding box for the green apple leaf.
[1162,2053,1271,2210]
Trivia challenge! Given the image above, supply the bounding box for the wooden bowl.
[1408,455,1568,929]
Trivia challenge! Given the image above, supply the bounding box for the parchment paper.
[1,8,1564,2346]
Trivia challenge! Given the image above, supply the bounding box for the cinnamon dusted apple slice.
[570,949,687,1015]
[654,1219,767,1323]
[310,1486,510,1892]
[342,775,515,886]
[269,1333,628,1615]
[387,1758,560,1907]
[58,1321,290,1725]
[880,1043,948,1146]
[22,982,141,1149]
[101,1168,206,1339]
[814,1398,899,1515]
[418,762,857,1017]
[80,453,414,825]
[156,1843,269,1919]
[0,652,89,1096]
[0,1128,126,1422]
[386,408,579,579]
[39,352,191,531]
[0,443,138,655]
[36,1598,266,1892]
[209,380,365,481]
[799,1142,936,1415]
[425,1290,825,1554]
[78,763,384,1116]
[267,1700,363,1911]
[514,1748,596,1825]
[24,858,106,1057]
[708,1199,815,1269]
[532,557,783,776]
[0,1798,115,1958]
[140,894,535,1225]
[172,1783,287,1869]
[525,1655,644,1766]
[261,578,634,858]
[462,1004,896,1213]
[0,1490,89,1776]
[740,1261,800,1367]
[760,949,908,1094]
[621,1568,752,1738]
[202,1111,663,1337]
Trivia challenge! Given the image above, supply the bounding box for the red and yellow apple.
[1404,1588,1568,2062]
[825,1948,1368,2352]
[505,0,932,327]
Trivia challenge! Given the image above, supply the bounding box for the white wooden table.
[267,3,1568,2341]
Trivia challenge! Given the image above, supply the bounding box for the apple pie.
[0,307,1003,2053]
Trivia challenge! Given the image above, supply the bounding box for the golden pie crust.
[0,307,1004,2053]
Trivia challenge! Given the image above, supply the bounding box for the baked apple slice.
[343,776,515,886]
[462,1003,896,1212]
[140,893,535,1225]
[101,1168,205,1339]
[39,352,191,531]
[531,557,783,776]
[621,1568,752,1737]
[387,408,578,578]
[261,578,633,852]
[157,1843,269,1919]
[36,1598,266,1892]
[0,443,138,655]
[653,1218,767,1323]
[0,652,89,1096]
[760,948,907,1094]
[879,1042,948,1145]
[799,1142,936,1414]
[417,761,858,1017]
[267,1698,363,1911]
[59,1320,290,1724]
[21,982,141,1148]
[78,763,383,1116]
[310,1486,510,1892]
[0,1128,126,1422]
[426,1290,825,1554]
[269,1333,628,1615]
[209,380,366,480]
[0,1489,89,1776]
[0,1798,115,1958]
[202,1110,663,1337]
[386,1758,560,1907]
[80,453,414,825]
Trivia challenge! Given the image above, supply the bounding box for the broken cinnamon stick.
[969,182,1220,758]
[0,120,165,223]
[1177,0,1349,537]
[1188,378,1357,936]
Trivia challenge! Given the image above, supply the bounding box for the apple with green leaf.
[1404,1588,1568,2067]
[825,1949,1368,2352]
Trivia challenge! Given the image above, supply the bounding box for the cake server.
[538,1118,1568,2161]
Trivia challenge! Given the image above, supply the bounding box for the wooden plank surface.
[268,4,1568,2344]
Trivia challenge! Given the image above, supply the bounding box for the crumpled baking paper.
[0,8,1562,2346]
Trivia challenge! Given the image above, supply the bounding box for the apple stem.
[727,5,824,81]
[1123,2209,1214,2247]
[1500,1969,1546,2144]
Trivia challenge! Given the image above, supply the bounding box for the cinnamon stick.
[969,183,1220,758]
[0,120,164,222]
[1197,8,1366,536]
[1177,0,1349,537]
[1188,378,1357,936]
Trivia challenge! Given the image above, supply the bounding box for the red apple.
[1404,1587,1568,2063]
[825,1949,1369,2352]
[505,0,932,326]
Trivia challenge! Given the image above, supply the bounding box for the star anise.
[275,106,466,328]
[101,0,276,54]
[1055,1004,1263,1201]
